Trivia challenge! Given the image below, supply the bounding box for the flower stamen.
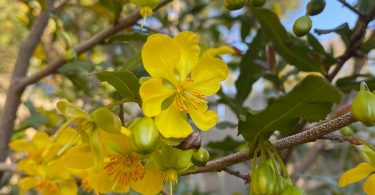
[35,179,58,193]
[104,154,145,185]
[174,78,207,112]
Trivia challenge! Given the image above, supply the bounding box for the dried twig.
[223,168,250,184]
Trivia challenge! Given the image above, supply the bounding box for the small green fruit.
[293,16,312,37]
[192,147,210,167]
[307,0,326,16]
[224,0,245,11]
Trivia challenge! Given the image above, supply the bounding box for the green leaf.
[306,34,336,69]
[96,71,140,102]
[361,31,375,53]
[336,74,375,93]
[123,52,142,71]
[238,75,341,142]
[216,121,237,129]
[253,8,326,73]
[315,23,352,44]
[235,29,265,105]
[66,75,90,94]
[206,136,244,152]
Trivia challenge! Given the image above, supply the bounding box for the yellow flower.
[140,31,233,138]
[56,100,123,171]
[339,162,375,194]
[61,129,164,195]
[18,160,78,195]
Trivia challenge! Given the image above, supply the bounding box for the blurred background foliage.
[0,0,374,194]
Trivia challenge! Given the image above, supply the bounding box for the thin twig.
[184,112,356,175]
[320,133,362,145]
[337,0,365,17]
[19,0,173,88]
[327,5,375,80]
[223,168,250,184]
[0,163,19,174]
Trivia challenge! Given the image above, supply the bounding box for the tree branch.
[327,5,375,80]
[0,1,53,163]
[19,0,173,87]
[337,0,365,17]
[184,113,356,175]
[0,163,19,174]
[223,168,250,184]
[0,0,173,171]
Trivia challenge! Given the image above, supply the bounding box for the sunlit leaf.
[96,71,140,102]
[239,75,341,143]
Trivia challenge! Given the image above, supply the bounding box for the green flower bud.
[129,117,160,155]
[191,147,210,167]
[351,82,375,126]
[307,0,326,16]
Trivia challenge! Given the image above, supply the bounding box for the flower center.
[104,154,145,185]
[162,169,178,184]
[35,179,58,193]
[174,78,206,113]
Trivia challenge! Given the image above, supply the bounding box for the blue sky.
[283,0,358,41]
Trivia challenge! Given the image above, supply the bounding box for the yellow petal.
[140,77,175,117]
[55,127,78,145]
[87,170,130,193]
[54,179,78,195]
[100,129,131,154]
[32,132,50,149]
[188,104,217,130]
[10,140,32,152]
[189,57,228,96]
[339,162,375,187]
[155,105,193,138]
[173,31,200,79]
[364,174,375,195]
[19,177,38,191]
[202,45,235,58]
[46,160,71,180]
[131,165,163,195]
[17,160,39,176]
[60,144,94,169]
[142,34,180,83]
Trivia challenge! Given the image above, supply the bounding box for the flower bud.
[351,82,375,126]
[191,147,210,167]
[251,163,277,195]
[129,117,160,155]
[281,185,305,195]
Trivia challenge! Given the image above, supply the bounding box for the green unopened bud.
[351,82,375,126]
[293,16,312,37]
[129,117,160,155]
[191,147,210,167]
